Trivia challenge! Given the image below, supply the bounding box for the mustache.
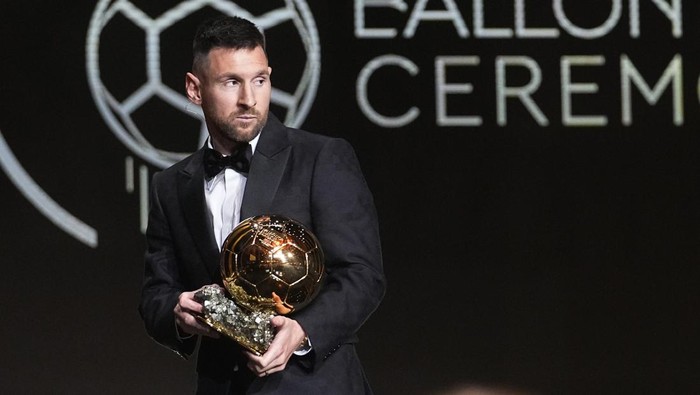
[234,110,259,117]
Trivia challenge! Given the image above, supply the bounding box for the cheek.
[204,93,234,111]
[258,89,272,106]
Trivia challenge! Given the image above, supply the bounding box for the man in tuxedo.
[138,15,385,395]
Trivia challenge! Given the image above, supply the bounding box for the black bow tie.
[203,144,252,180]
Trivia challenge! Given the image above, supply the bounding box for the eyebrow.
[217,68,270,81]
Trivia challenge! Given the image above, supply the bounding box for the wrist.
[295,335,311,353]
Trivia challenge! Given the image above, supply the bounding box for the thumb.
[270,315,287,328]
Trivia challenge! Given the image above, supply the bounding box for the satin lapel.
[241,114,290,219]
[178,148,221,281]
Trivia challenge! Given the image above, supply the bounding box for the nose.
[238,83,256,108]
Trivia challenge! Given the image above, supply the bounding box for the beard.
[209,109,268,145]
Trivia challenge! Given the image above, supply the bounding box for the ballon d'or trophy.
[195,215,325,355]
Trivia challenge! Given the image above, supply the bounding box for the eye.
[253,77,267,87]
[224,79,239,87]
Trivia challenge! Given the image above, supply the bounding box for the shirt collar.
[204,133,260,190]
[206,133,260,156]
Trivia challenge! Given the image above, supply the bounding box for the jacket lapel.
[241,114,290,219]
[175,114,290,281]
[177,148,221,281]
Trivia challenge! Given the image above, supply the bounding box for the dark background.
[1,1,699,394]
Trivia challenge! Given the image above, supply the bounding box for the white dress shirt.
[204,135,259,250]
[201,135,312,355]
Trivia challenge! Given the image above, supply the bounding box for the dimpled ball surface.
[220,215,325,315]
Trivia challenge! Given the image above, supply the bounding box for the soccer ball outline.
[86,0,321,169]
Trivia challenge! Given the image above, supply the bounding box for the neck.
[210,138,245,156]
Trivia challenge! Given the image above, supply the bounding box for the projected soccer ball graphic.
[86,0,320,169]
[221,215,325,315]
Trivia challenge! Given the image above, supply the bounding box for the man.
[138,15,385,395]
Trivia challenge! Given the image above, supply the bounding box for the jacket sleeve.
[292,138,386,369]
[138,170,197,359]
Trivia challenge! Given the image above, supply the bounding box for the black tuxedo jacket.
[138,114,385,394]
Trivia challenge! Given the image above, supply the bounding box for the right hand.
[174,285,220,338]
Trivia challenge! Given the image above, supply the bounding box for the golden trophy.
[195,215,325,355]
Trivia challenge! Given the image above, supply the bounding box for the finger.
[174,303,201,322]
[246,360,265,376]
[261,368,278,377]
[246,350,281,376]
[178,293,205,314]
[259,340,284,367]
[270,315,286,327]
[177,312,219,337]
[243,350,261,362]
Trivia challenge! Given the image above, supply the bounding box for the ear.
[185,72,202,104]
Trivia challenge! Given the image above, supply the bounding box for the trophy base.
[194,285,275,356]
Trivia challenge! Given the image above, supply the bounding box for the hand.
[173,285,220,338]
[245,316,307,377]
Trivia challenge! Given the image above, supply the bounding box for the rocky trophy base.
[194,285,275,356]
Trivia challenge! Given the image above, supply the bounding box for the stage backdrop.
[1,1,699,394]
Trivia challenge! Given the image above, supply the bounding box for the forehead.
[204,46,269,75]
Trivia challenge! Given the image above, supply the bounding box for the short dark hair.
[192,15,266,74]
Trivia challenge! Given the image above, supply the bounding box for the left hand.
[245,315,307,377]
